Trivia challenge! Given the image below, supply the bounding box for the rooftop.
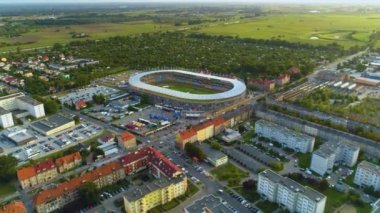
[17,159,56,181]
[31,114,73,132]
[0,200,27,213]
[256,119,314,141]
[260,169,326,202]
[185,194,233,213]
[55,152,81,167]
[117,131,136,142]
[123,174,186,202]
[197,143,226,161]
[16,96,41,106]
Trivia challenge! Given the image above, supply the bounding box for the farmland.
[193,13,380,49]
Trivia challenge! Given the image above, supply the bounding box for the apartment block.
[311,143,360,176]
[0,93,45,128]
[354,161,380,191]
[34,146,184,213]
[124,175,187,213]
[258,169,326,213]
[116,131,137,149]
[255,119,315,153]
[0,200,27,213]
[17,159,58,189]
[55,152,82,173]
[176,117,225,150]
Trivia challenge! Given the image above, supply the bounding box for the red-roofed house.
[275,74,290,86]
[34,146,183,213]
[17,159,58,189]
[176,117,225,150]
[55,152,82,173]
[116,131,136,149]
[0,200,27,213]
[74,100,87,110]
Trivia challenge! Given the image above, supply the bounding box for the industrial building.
[258,169,326,213]
[354,161,380,192]
[255,119,315,153]
[3,127,37,146]
[310,143,360,176]
[0,93,45,128]
[30,114,75,136]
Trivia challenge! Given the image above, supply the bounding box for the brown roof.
[55,152,81,167]
[0,201,26,213]
[117,131,136,142]
[17,166,36,181]
[34,161,122,206]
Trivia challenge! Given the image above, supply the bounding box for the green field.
[151,82,219,94]
[210,162,249,187]
[194,13,380,48]
[0,21,179,52]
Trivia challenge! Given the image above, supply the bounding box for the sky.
[3,0,380,4]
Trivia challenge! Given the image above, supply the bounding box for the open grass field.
[194,13,380,49]
[0,21,179,52]
[151,82,219,94]
[210,162,249,187]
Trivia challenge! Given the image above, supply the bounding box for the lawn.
[0,181,17,198]
[296,152,312,169]
[255,200,279,213]
[194,13,380,49]
[210,162,249,187]
[234,187,261,203]
[151,82,218,94]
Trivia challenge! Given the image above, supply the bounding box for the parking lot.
[58,85,120,105]
[0,121,103,164]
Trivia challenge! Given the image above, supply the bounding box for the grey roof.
[123,175,186,202]
[31,114,73,132]
[0,92,23,101]
[129,70,246,101]
[198,143,226,161]
[0,107,10,115]
[256,119,315,141]
[260,169,326,202]
[17,96,41,106]
[314,144,336,158]
[185,194,233,213]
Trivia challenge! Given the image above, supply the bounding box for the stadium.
[128,70,247,111]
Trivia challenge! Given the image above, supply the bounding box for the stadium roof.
[129,70,246,101]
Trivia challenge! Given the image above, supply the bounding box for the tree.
[92,94,106,105]
[210,141,222,151]
[269,162,284,171]
[0,155,18,181]
[78,182,100,205]
[184,143,206,161]
[242,179,257,190]
[74,115,80,124]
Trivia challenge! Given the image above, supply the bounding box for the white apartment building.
[255,119,315,153]
[0,93,45,128]
[310,143,360,176]
[258,169,326,213]
[354,161,380,191]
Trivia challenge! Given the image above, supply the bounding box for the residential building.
[55,152,81,173]
[354,161,380,191]
[197,143,228,167]
[17,159,58,189]
[311,143,359,176]
[97,133,115,144]
[74,100,87,110]
[34,146,183,213]
[31,114,75,136]
[275,74,290,86]
[255,119,315,153]
[34,161,125,213]
[116,131,136,149]
[0,200,27,213]
[176,117,225,150]
[0,93,45,128]
[258,169,326,213]
[184,194,233,213]
[124,175,187,213]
